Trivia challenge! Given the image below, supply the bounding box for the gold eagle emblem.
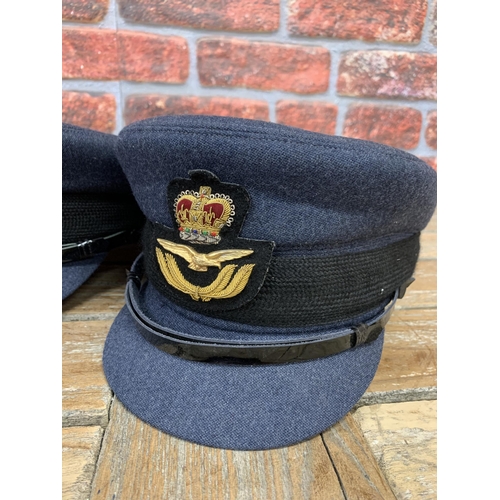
[156,247,255,302]
[157,238,254,272]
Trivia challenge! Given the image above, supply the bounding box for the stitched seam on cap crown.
[64,123,109,138]
[122,126,423,164]
[140,124,420,162]
[131,123,336,143]
[125,122,409,150]
[120,127,426,166]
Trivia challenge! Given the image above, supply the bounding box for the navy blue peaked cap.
[62,123,144,300]
[104,115,437,450]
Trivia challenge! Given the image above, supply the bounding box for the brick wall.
[62,0,437,168]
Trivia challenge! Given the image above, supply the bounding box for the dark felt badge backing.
[143,170,275,313]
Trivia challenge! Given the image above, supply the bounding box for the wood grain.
[353,401,437,500]
[417,209,436,261]
[418,231,436,260]
[90,399,345,500]
[62,321,112,427]
[321,413,396,499]
[367,308,436,395]
[63,426,103,500]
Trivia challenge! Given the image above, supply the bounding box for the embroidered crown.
[173,185,235,245]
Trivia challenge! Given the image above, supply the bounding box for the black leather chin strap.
[125,254,414,365]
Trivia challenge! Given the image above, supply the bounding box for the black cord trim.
[144,226,419,328]
[62,192,145,244]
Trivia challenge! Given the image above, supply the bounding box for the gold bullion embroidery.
[174,185,235,245]
[156,248,255,302]
[157,239,253,272]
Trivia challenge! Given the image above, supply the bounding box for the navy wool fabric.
[116,115,437,249]
[62,254,107,300]
[104,306,385,450]
[62,123,139,300]
[63,123,132,194]
[104,115,437,450]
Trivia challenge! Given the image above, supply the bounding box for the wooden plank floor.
[62,211,437,500]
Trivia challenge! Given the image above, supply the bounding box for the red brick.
[197,38,330,94]
[62,0,109,22]
[342,104,422,149]
[124,95,269,124]
[118,0,279,32]
[62,28,120,80]
[118,31,188,83]
[62,91,116,133]
[276,101,337,135]
[288,0,426,43]
[337,51,437,100]
[62,28,189,83]
[425,111,437,149]
[420,157,437,170]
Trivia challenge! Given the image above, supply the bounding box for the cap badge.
[150,170,275,310]
[156,177,253,300]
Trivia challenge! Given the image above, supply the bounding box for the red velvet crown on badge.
[174,185,235,245]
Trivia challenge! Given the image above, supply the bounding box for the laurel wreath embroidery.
[156,248,255,302]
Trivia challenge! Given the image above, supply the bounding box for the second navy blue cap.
[103,115,437,450]
[62,123,145,300]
